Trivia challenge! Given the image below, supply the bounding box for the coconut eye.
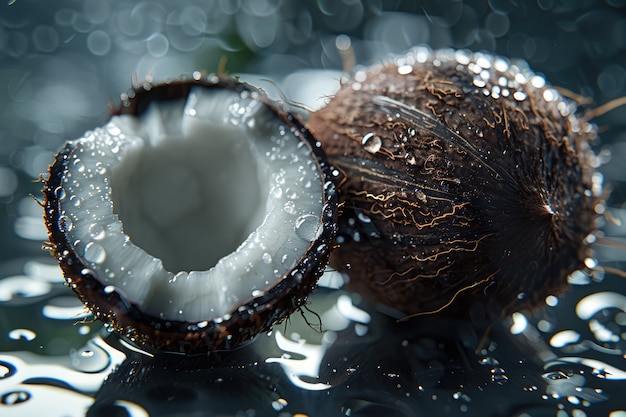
[43,76,337,353]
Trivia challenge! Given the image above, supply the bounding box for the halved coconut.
[43,75,337,354]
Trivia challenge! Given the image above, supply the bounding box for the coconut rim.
[43,75,338,354]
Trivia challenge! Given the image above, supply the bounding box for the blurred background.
[0,1,625,416]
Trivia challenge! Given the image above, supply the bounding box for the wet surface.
[1,0,625,416]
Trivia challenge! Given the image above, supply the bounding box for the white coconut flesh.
[58,86,325,322]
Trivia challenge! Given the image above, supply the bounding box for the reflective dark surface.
[1,1,625,416]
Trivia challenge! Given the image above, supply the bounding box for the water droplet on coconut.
[69,195,82,207]
[84,242,106,264]
[73,159,86,173]
[69,339,111,373]
[269,185,283,199]
[55,187,66,199]
[88,223,106,240]
[262,252,272,264]
[58,215,73,232]
[284,200,297,215]
[361,133,382,154]
[357,212,372,224]
[479,357,500,366]
[95,162,106,175]
[295,214,322,241]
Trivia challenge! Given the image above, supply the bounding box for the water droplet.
[0,362,15,379]
[55,186,66,199]
[262,252,272,264]
[584,257,598,269]
[361,133,382,154]
[357,212,372,224]
[88,223,106,240]
[479,357,500,366]
[1,391,30,405]
[543,371,570,381]
[295,214,322,241]
[269,185,283,199]
[58,215,73,232]
[95,162,107,175]
[84,242,106,264]
[398,64,412,75]
[452,391,471,402]
[69,339,111,373]
[69,195,82,207]
[491,367,508,383]
[7,328,36,341]
[271,398,288,411]
[73,159,86,173]
[229,102,243,116]
[513,90,527,101]
[42,296,90,320]
[284,200,297,215]
[285,188,298,200]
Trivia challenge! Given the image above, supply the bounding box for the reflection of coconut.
[43,75,337,354]
[308,49,603,317]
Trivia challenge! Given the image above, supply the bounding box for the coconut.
[308,49,603,317]
[43,75,337,353]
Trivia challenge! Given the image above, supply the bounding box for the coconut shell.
[43,77,337,354]
[308,50,600,316]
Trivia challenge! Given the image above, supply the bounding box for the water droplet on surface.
[69,339,112,373]
[0,362,15,379]
[7,328,36,342]
[294,214,322,241]
[1,391,30,405]
[42,296,91,320]
[84,242,106,264]
[361,133,382,154]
